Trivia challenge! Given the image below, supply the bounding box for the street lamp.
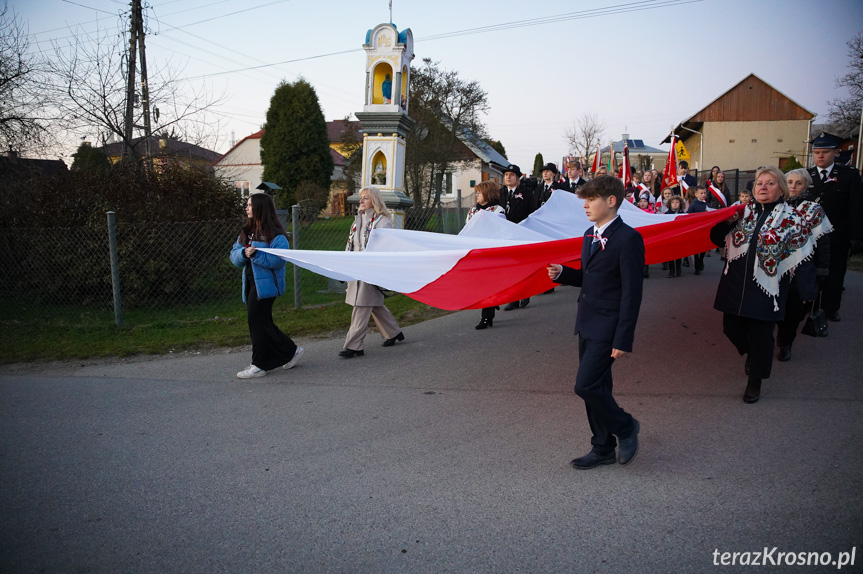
[678,124,704,172]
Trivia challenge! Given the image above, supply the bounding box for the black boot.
[778,345,792,362]
[743,378,761,403]
[476,307,495,329]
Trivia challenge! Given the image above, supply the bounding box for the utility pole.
[136,0,153,160]
[123,0,153,163]
[123,0,139,160]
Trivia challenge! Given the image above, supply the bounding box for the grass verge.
[0,295,451,364]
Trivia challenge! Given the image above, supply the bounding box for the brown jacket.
[345,210,393,307]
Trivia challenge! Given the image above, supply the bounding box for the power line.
[181,0,701,80]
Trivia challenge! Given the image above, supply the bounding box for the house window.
[234,181,250,198]
[440,171,455,197]
[751,139,757,143]
[729,139,735,143]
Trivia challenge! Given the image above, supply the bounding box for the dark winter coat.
[710,201,790,321]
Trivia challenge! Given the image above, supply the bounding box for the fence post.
[106,211,123,327]
[734,169,740,200]
[456,188,463,231]
[292,204,301,309]
[437,199,444,233]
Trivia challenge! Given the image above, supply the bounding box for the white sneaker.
[237,364,267,379]
[283,346,304,369]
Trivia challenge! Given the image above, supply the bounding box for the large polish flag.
[259,191,740,311]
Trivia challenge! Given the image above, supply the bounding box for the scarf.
[346,210,379,252]
[724,199,828,310]
[466,202,500,221]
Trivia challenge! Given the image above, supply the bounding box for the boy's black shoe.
[570,450,616,470]
[618,419,640,465]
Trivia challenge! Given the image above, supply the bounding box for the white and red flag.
[260,192,743,311]
[590,142,602,173]
[662,135,678,189]
[621,142,631,188]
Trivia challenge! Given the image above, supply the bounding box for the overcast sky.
[15,0,863,169]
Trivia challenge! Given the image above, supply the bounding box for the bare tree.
[0,3,52,154]
[45,14,224,160]
[564,112,606,164]
[405,58,490,208]
[827,33,863,135]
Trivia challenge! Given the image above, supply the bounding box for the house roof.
[213,130,262,164]
[601,139,666,155]
[0,154,68,179]
[330,148,346,167]
[214,122,360,166]
[438,117,509,168]
[662,73,816,144]
[327,119,361,142]
[101,137,220,163]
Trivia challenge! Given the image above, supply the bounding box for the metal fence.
[692,168,757,200]
[0,201,472,326]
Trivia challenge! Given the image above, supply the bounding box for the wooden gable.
[690,74,814,123]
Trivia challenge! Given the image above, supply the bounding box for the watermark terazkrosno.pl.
[713,547,856,569]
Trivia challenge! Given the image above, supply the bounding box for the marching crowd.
[227,132,861,463]
[224,130,860,469]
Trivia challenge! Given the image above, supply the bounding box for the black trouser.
[667,259,682,275]
[247,279,297,371]
[722,314,775,380]
[574,337,635,454]
[776,285,810,347]
[822,240,849,313]
[694,252,706,271]
[481,306,496,321]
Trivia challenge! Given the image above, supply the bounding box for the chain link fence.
[0,202,472,326]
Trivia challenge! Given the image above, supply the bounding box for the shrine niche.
[355,22,416,203]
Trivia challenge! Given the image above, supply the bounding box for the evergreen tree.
[781,156,803,172]
[70,142,110,172]
[260,79,333,208]
[532,153,544,178]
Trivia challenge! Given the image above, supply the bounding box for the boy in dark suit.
[547,176,644,469]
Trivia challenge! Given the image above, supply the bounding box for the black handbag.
[802,292,828,337]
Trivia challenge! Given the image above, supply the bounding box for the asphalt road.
[2,254,862,573]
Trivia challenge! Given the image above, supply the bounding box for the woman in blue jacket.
[230,193,303,378]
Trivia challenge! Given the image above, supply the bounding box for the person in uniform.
[499,164,538,310]
[536,162,568,207]
[807,132,863,322]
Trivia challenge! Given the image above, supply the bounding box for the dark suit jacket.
[808,164,863,244]
[563,176,586,192]
[499,179,538,223]
[555,217,645,352]
[536,180,569,206]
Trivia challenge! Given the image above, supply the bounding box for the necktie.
[821,169,828,182]
[590,234,602,257]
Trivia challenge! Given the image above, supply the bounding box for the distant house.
[100,136,220,171]
[212,130,264,197]
[0,151,68,182]
[595,136,668,173]
[662,73,815,172]
[433,118,510,208]
[213,121,362,210]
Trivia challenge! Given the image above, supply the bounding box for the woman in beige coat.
[340,186,404,358]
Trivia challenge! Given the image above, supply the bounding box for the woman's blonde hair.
[359,186,391,219]
[754,166,790,200]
